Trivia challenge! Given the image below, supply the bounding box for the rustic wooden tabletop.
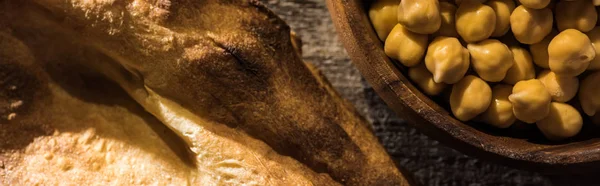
[257,0,594,185]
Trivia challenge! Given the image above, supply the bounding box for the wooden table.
[259,0,568,185]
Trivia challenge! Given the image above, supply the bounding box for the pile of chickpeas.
[369,0,600,141]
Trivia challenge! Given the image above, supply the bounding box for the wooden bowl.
[326,0,600,174]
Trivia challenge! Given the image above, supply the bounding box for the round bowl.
[326,0,600,174]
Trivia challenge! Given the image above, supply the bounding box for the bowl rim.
[326,0,600,173]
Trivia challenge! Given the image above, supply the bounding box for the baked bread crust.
[1,1,409,185]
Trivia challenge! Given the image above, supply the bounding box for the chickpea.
[486,0,516,37]
[455,1,496,43]
[503,46,535,84]
[408,64,447,96]
[586,27,600,70]
[510,5,553,44]
[555,0,597,32]
[529,29,558,69]
[536,102,583,141]
[548,29,595,77]
[435,2,459,37]
[538,70,579,103]
[369,0,400,41]
[481,84,516,128]
[450,75,492,121]
[397,0,441,34]
[425,36,470,84]
[384,24,428,67]
[517,0,550,9]
[579,72,600,116]
[508,79,552,123]
[467,39,514,82]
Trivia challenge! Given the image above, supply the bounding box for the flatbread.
[0,1,408,185]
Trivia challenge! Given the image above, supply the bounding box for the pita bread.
[0,1,408,185]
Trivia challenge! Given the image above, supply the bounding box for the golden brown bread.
[0,0,408,185]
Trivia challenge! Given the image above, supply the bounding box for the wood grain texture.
[327,0,600,175]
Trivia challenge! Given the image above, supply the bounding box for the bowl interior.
[328,0,600,173]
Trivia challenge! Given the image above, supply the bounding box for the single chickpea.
[369,0,400,41]
[579,72,600,116]
[384,24,428,67]
[481,84,516,128]
[529,29,558,69]
[585,27,600,70]
[486,0,516,37]
[397,0,441,34]
[555,0,597,32]
[503,46,536,84]
[517,0,550,9]
[434,2,459,37]
[450,75,492,121]
[508,79,552,123]
[536,102,583,141]
[408,64,447,96]
[425,36,470,84]
[510,5,553,44]
[548,29,595,77]
[455,1,496,43]
[467,39,514,82]
[538,70,579,103]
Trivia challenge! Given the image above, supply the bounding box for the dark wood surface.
[261,0,600,185]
